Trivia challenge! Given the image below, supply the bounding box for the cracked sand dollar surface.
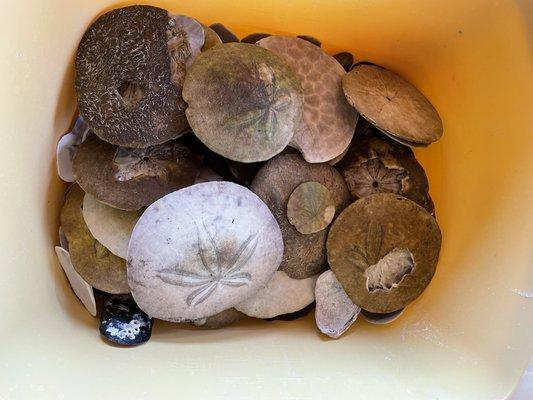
[235,271,318,318]
[342,64,443,146]
[82,193,143,259]
[60,185,129,294]
[56,116,91,182]
[257,36,358,163]
[327,193,441,313]
[315,270,361,338]
[55,246,97,316]
[76,5,191,148]
[361,308,404,324]
[336,134,434,213]
[287,181,336,234]
[127,181,284,321]
[251,154,350,279]
[73,135,200,211]
[183,43,303,163]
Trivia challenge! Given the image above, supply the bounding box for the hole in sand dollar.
[117,81,145,109]
[364,248,414,292]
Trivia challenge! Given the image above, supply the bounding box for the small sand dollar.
[287,182,335,234]
[257,36,358,163]
[183,43,303,163]
[327,193,441,313]
[342,64,443,146]
[127,182,284,321]
[60,185,129,294]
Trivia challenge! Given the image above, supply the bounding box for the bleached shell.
[235,271,318,318]
[315,270,360,339]
[127,182,284,321]
[55,246,97,316]
[56,116,91,182]
[82,193,142,259]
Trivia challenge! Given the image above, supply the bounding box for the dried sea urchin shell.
[73,135,200,211]
[183,43,303,163]
[327,193,441,313]
[257,36,358,163]
[75,6,192,148]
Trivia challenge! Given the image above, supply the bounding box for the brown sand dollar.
[60,185,129,294]
[183,43,303,162]
[75,6,190,147]
[335,134,434,213]
[73,135,200,211]
[201,24,222,51]
[257,36,358,163]
[127,182,284,321]
[287,182,335,234]
[327,193,441,313]
[342,64,443,146]
[251,154,350,279]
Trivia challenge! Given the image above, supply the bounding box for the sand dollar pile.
[55,5,443,346]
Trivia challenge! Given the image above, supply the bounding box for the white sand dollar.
[54,246,97,317]
[315,270,361,339]
[82,194,142,259]
[235,271,318,318]
[127,182,284,321]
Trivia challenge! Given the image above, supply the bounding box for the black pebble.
[333,52,354,72]
[100,294,153,346]
[209,23,239,43]
[297,35,321,47]
[241,32,272,44]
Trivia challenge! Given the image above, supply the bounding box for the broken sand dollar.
[201,24,222,51]
[82,194,142,259]
[251,154,350,279]
[56,116,91,182]
[342,64,443,146]
[73,135,200,211]
[327,193,441,313]
[127,181,284,321]
[257,36,358,163]
[235,271,318,318]
[335,134,434,213]
[75,5,190,148]
[287,181,335,234]
[315,270,360,339]
[60,185,129,294]
[361,308,404,324]
[167,14,205,87]
[55,246,97,316]
[183,43,303,162]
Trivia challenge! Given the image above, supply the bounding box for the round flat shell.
[60,185,129,294]
[183,43,303,162]
[287,181,335,234]
[342,64,443,146]
[327,193,441,313]
[257,36,358,163]
[127,182,284,321]
[201,24,222,51]
[75,6,188,147]
[251,154,350,279]
[235,271,318,318]
[73,135,200,211]
[82,194,142,259]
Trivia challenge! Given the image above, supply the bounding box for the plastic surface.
[0,0,532,399]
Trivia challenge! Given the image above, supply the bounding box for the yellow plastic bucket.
[0,0,532,398]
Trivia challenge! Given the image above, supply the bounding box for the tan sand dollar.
[60,185,129,294]
[82,194,142,259]
[327,193,441,313]
[183,43,303,163]
[201,24,222,51]
[257,36,358,163]
[251,154,350,279]
[342,64,443,146]
[73,135,200,211]
[287,181,335,234]
[127,182,284,321]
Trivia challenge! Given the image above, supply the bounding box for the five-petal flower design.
[348,157,408,199]
[157,223,259,307]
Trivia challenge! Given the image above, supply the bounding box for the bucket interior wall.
[0,0,532,398]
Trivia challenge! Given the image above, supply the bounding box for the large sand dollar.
[127,182,284,321]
